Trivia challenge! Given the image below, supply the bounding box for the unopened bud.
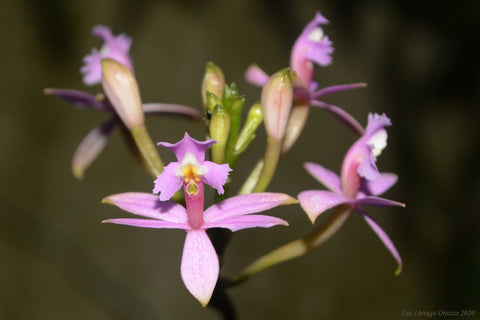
[201,62,225,108]
[101,58,144,129]
[209,104,231,164]
[235,102,263,155]
[261,68,293,142]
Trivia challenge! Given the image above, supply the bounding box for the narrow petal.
[310,99,364,136]
[72,118,116,179]
[203,214,288,232]
[103,192,187,223]
[361,173,398,196]
[181,230,219,306]
[358,208,403,275]
[297,190,350,223]
[354,196,405,208]
[202,161,232,195]
[153,162,183,201]
[44,88,111,111]
[142,103,202,120]
[304,162,342,194]
[311,83,366,100]
[102,218,189,230]
[203,193,296,222]
[245,64,269,87]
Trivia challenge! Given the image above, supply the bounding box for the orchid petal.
[158,132,216,163]
[310,99,364,135]
[103,192,187,223]
[153,162,183,201]
[298,190,350,223]
[202,161,232,195]
[81,25,133,86]
[142,103,202,120]
[245,64,269,87]
[102,218,189,230]
[358,208,403,275]
[204,193,295,222]
[44,88,111,111]
[72,118,116,179]
[305,36,334,66]
[304,162,342,194]
[203,214,288,232]
[181,230,219,306]
[311,82,366,100]
[354,196,405,208]
[362,173,398,196]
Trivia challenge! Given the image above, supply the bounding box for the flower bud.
[209,104,231,164]
[206,92,222,114]
[235,102,263,155]
[201,62,225,108]
[261,68,293,142]
[101,58,144,129]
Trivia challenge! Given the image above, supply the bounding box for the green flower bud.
[201,62,225,109]
[209,104,231,164]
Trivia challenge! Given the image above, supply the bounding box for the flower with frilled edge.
[245,12,366,152]
[81,25,133,86]
[297,113,405,274]
[44,26,201,178]
[103,133,295,305]
[153,133,232,200]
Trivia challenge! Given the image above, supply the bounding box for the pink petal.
[203,214,288,232]
[142,103,202,120]
[153,162,183,201]
[304,162,342,194]
[362,173,398,196]
[103,192,187,223]
[297,190,349,223]
[72,118,116,179]
[245,64,269,87]
[181,230,219,306]
[203,193,295,222]
[354,196,405,208]
[202,161,231,195]
[102,218,189,230]
[358,209,403,275]
[158,132,216,163]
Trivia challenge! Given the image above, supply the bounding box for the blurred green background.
[1,0,479,319]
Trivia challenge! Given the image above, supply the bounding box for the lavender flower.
[245,12,365,152]
[44,26,201,178]
[103,133,294,305]
[298,113,405,274]
[81,25,133,86]
[153,132,232,200]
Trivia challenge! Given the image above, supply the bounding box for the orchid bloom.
[103,133,294,305]
[297,113,405,274]
[153,133,232,200]
[245,12,366,152]
[44,26,201,179]
[81,25,134,86]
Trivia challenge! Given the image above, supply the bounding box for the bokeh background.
[1,0,479,319]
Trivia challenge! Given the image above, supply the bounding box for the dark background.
[1,0,479,319]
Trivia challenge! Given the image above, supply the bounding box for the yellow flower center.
[175,153,208,195]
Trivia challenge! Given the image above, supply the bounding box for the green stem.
[231,205,352,286]
[130,125,164,178]
[238,159,264,195]
[252,137,281,192]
